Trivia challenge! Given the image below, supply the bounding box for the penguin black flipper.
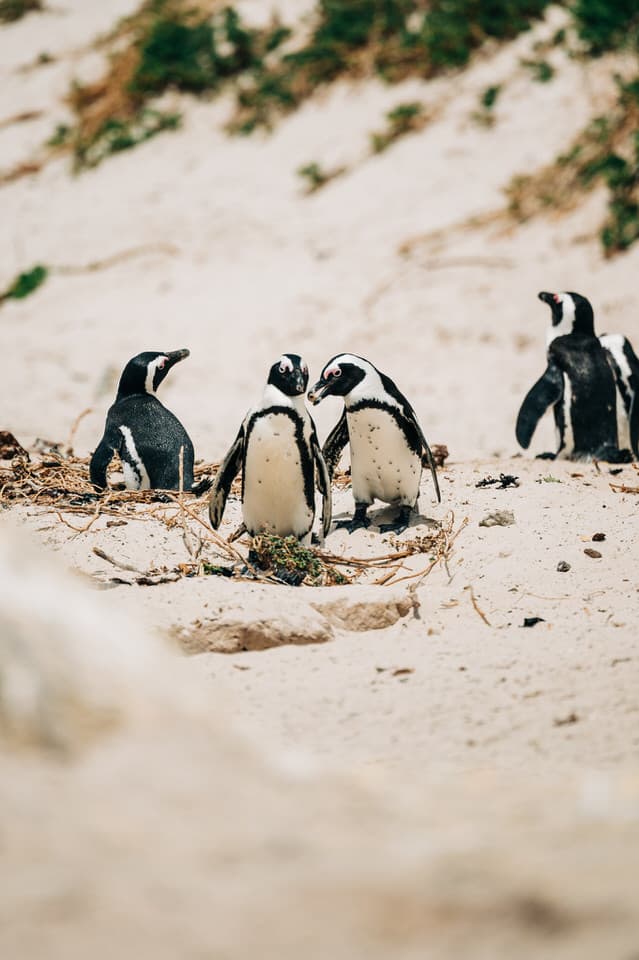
[311,429,332,539]
[209,424,245,529]
[378,372,441,503]
[322,409,349,478]
[89,416,122,489]
[516,363,564,450]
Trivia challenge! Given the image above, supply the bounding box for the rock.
[175,603,334,654]
[479,510,515,528]
[584,548,602,559]
[311,587,417,631]
[592,533,606,542]
[557,561,571,573]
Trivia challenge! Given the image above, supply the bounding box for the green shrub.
[1,265,48,302]
[131,8,261,95]
[370,100,426,152]
[572,0,639,54]
[0,0,42,23]
[74,110,181,169]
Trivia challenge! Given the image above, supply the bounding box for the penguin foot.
[378,506,412,535]
[597,446,633,464]
[536,452,557,460]
[336,503,370,533]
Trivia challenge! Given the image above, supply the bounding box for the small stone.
[479,509,515,528]
[592,532,606,542]
[556,561,571,573]
[584,548,602,559]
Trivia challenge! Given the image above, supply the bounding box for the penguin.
[516,292,633,462]
[308,354,441,533]
[209,354,331,543]
[598,332,639,459]
[90,349,197,491]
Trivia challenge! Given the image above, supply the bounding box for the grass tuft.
[0,265,48,303]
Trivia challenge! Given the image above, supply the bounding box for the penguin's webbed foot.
[536,452,557,461]
[335,503,370,534]
[379,506,412,535]
[597,445,633,464]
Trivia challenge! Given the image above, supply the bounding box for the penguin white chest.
[347,407,421,506]
[243,413,313,538]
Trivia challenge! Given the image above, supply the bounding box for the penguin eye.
[332,367,341,378]
[279,363,287,374]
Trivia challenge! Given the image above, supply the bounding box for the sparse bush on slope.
[66,1,288,168]
[0,0,42,23]
[508,2,639,255]
[231,0,553,133]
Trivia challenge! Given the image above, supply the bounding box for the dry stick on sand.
[65,407,93,455]
[464,584,491,626]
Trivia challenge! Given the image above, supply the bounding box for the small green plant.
[521,57,555,82]
[73,109,181,170]
[0,265,48,303]
[297,161,345,193]
[250,534,347,585]
[473,84,502,126]
[46,124,71,148]
[481,84,501,109]
[537,475,562,483]
[370,100,426,153]
[0,0,42,23]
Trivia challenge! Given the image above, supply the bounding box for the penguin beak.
[308,379,330,405]
[166,349,190,368]
[538,291,556,306]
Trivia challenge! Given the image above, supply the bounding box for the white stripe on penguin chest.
[243,412,312,537]
[347,407,421,505]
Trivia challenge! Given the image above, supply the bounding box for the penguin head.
[539,291,594,342]
[267,354,309,397]
[308,354,369,404]
[116,349,190,399]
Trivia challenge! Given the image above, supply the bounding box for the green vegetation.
[250,534,346,586]
[297,161,345,193]
[0,0,42,23]
[0,265,48,303]
[520,57,554,82]
[473,84,502,126]
[572,0,639,55]
[74,109,181,170]
[507,0,639,261]
[370,101,427,153]
[231,0,553,133]
[65,1,289,168]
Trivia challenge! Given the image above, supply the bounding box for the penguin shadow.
[331,506,439,536]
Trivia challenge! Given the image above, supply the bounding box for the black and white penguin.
[598,331,639,459]
[90,349,197,491]
[516,292,633,462]
[209,354,331,543]
[308,354,441,533]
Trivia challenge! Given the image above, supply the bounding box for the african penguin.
[209,354,331,543]
[516,291,633,462]
[308,354,441,533]
[90,349,197,491]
